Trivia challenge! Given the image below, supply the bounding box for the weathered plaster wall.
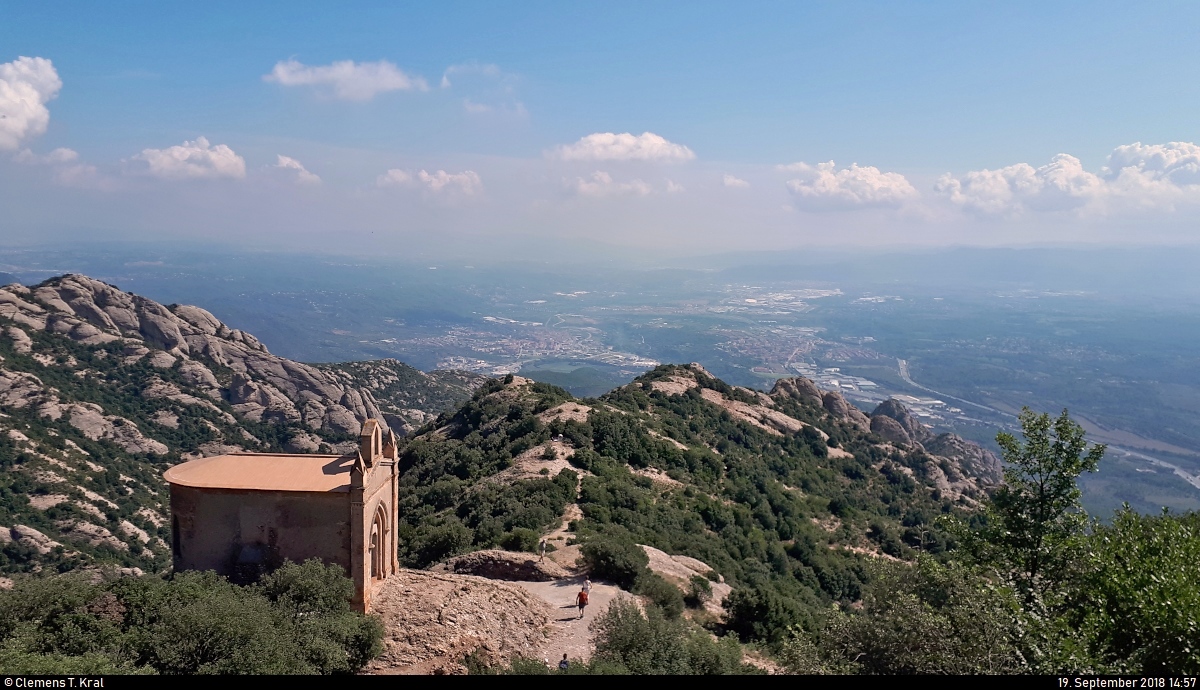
[170,484,351,575]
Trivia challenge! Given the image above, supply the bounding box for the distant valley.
[3,245,1200,517]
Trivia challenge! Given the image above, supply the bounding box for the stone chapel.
[163,419,399,612]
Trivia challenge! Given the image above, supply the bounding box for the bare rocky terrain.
[366,568,557,675]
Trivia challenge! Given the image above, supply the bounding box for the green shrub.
[411,522,473,566]
[723,586,806,645]
[684,575,712,609]
[591,597,757,675]
[782,557,1026,675]
[499,528,540,553]
[0,560,383,675]
[580,537,649,590]
[634,572,684,619]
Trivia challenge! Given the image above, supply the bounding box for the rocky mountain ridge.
[0,274,484,577]
[392,361,1006,655]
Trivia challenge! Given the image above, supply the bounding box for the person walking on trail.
[583,577,592,595]
[558,654,569,672]
[576,587,589,619]
[539,538,547,562]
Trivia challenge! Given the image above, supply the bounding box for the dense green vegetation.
[396,365,975,645]
[0,559,383,674]
[781,409,1200,674]
[394,379,581,564]
[469,598,760,675]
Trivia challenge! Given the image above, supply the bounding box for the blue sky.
[3,2,1199,256]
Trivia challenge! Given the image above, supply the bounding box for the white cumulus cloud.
[419,169,482,195]
[571,171,653,197]
[13,146,110,189]
[133,137,246,180]
[1105,141,1200,184]
[264,59,429,101]
[780,160,918,210]
[376,169,413,187]
[0,56,62,151]
[1101,141,1200,210]
[377,168,481,195]
[555,132,696,163]
[937,142,1200,216]
[275,155,320,184]
[935,154,1103,215]
[723,174,750,188]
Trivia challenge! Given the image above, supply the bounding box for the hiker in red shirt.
[576,588,589,619]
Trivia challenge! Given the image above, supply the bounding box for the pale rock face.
[0,274,395,438]
[0,370,51,409]
[135,301,188,353]
[871,399,933,444]
[32,287,76,316]
[4,326,33,353]
[870,414,914,446]
[178,359,220,389]
[171,304,224,335]
[924,433,1003,486]
[866,397,1004,495]
[284,431,323,453]
[770,377,825,407]
[821,391,872,432]
[118,519,151,544]
[324,405,362,435]
[65,403,169,455]
[148,351,177,369]
[150,410,179,428]
[56,520,129,552]
[9,524,63,554]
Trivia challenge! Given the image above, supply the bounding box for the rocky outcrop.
[366,569,556,675]
[56,520,129,552]
[431,549,571,582]
[4,326,32,353]
[641,545,731,616]
[821,390,872,432]
[924,433,1003,487]
[65,403,169,455]
[867,397,1004,495]
[770,377,824,407]
[4,525,64,554]
[870,414,914,446]
[871,399,934,445]
[0,275,387,435]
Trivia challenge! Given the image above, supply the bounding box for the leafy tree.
[977,408,1105,600]
[1077,507,1200,674]
[786,557,1027,675]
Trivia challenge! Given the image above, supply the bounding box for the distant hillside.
[395,363,1001,639]
[315,359,486,435]
[0,274,484,577]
